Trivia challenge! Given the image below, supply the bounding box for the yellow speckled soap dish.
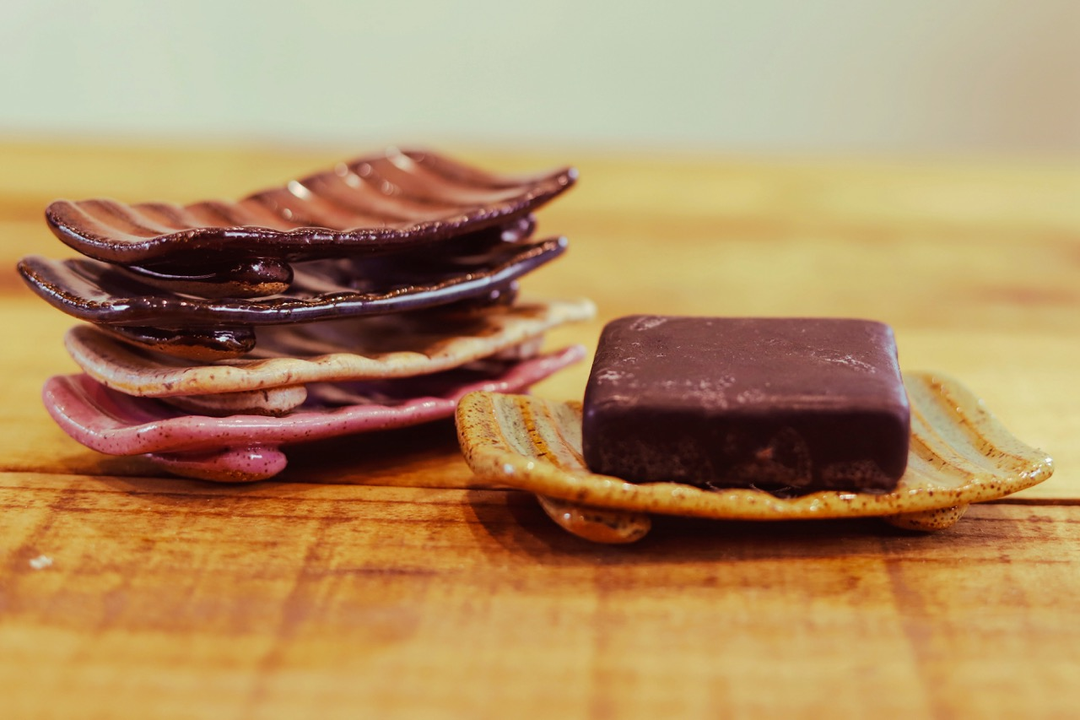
[455,372,1054,543]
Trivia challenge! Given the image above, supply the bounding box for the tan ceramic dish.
[456,372,1054,543]
[65,297,595,415]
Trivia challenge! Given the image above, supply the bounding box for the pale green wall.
[3,0,1076,153]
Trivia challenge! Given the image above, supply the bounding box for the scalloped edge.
[455,372,1054,523]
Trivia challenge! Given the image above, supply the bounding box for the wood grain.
[2,474,1079,719]
[1,141,1079,718]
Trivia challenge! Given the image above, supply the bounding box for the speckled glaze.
[44,148,575,266]
[455,372,1054,543]
[159,385,309,417]
[140,335,555,418]
[18,237,566,334]
[535,495,651,544]
[65,297,596,399]
[44,345,585,482]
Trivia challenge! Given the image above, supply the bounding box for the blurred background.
[3,0,1077,155]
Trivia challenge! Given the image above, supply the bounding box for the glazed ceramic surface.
[18,237,565,331]
[44,148,574,265]
[159,385,309,417]
[72,216,536,299]
[44,345,585,482]
[65,297,595,399]
[121,255,296,298]
[455,372,1054,542]
[95,324,258,361]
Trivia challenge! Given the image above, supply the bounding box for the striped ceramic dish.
[455,372,1054,543]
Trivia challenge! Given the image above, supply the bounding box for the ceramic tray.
[18,237,564,332]
[100,215,536,299]
[45,346,584,483]
[455,372,1054,543]
[44,148,574,266]
[65,297,595,402]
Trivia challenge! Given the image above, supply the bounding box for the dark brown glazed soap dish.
[44,148,575,266]
[18,236,562,332]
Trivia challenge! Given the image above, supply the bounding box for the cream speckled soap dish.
[64,297,595,416]
[455,372,1054,543]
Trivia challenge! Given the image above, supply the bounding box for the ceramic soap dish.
[43,148,575,266]
[455,372,1054,543]
[46,346,584,482]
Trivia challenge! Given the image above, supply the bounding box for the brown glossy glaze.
[98,324,256,360]
[123,257,294,298]
[17,237,567,331]
[115,214,536,297]
[44,149,575,266]
[94,287,524,360]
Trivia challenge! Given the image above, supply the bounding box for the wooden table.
[2,142,1078,719]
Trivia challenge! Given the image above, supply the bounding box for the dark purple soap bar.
[582,316,910,492]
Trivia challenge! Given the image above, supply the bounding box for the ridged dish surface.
[44,346,585,484]
[44,148,576,265]
[66,297,595,398]
[456,372,1054,521]
[18,237,565,329]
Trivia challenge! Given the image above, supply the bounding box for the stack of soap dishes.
[19,148,594,481]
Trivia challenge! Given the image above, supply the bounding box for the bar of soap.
[582,316,910,492]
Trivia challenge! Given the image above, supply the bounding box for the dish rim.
[455,371,1054,521]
